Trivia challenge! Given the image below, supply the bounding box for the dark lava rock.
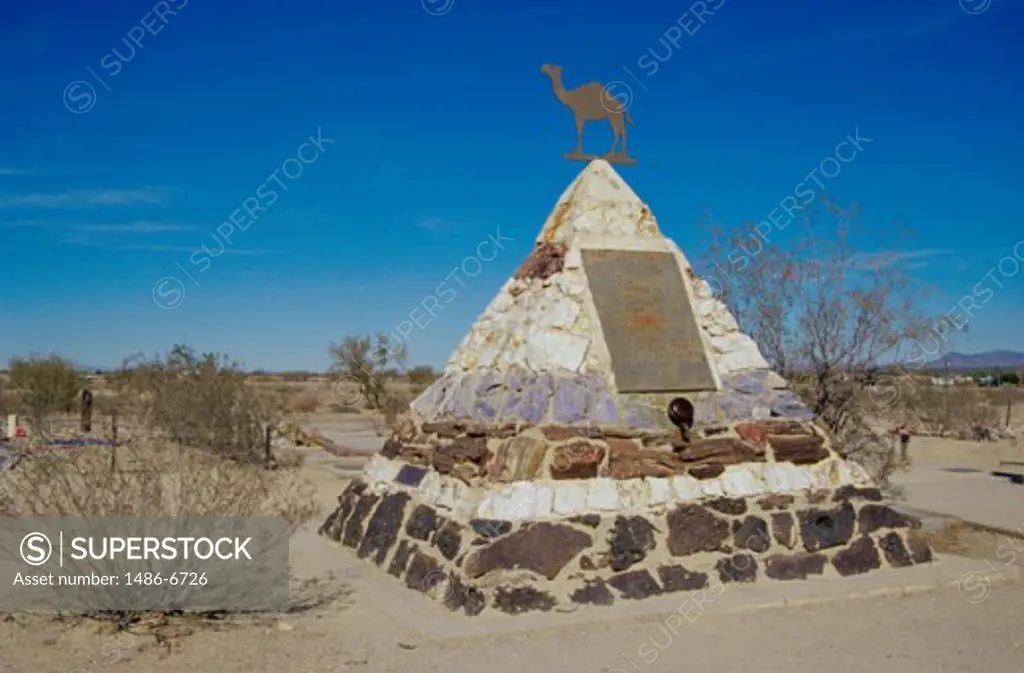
[513,242,567,281]
[906,531,934,564]
[464,586,487,616]
[570,514,602,528]
[433,521,462,562]
[470,519,512,538]
[705,497,748,516]
[657,565,709,592]
[405,551,444,593]
[607,570,663,600]
[771,513,796,549]
[879,532,913,568]
[356,492,410,565]
[764,552,827,580]
[666,504,730,556]
[831,536,882,577]
[342,494,380,548]
[717,553,758,584]
[570,580,616,606]
[387,540,417,578]
[421,421,463,438]
[405,504,440,541]
[733,516,771,553]
[608,516,657,572]
[757,494,795,511]
[432,436,491,474]
[380,438,404,459]
[443,574,476,613]
[858,504,917,535]
[464,522,593,580]
[688,464,726,479]
[394,464,428,487]
[799,503,855,552]
[832,485,883,503]
[492,585,557,614]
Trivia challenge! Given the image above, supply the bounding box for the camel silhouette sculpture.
[541,63,635,164]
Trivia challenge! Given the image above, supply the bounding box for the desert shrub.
[892,383,1000,436]
[112,345,280,463]
[328,333,407,410]
[383,392,411,428]
[7,354,84,422]
[0,435,318,622]
[287,389,321,414]
[407,365,439,386]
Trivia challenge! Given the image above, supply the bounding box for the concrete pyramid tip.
[537,159,659,245]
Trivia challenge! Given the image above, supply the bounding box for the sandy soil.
[2,436,1023,673]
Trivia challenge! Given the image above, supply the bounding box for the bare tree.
[699,197,936,444]
[328,333,407,410]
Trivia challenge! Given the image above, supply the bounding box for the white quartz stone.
[763,463,814,493]
[437,477,467,512]
[647,478,674,506]
[554,270,587,297]
[419,471,443,505]
[617,479,651,510]
[533,291,581,331]
[672,475,704,500]
[553,482,588,515]
[525,329,589,372]
[701,302,740,336]
[715,347,771,375]
[475,496,495,520]
[564,245,582,269]
[721,466,765,497]
[700,478,726,498]
[488,484,535,521]
[533,484,555,518]
[586,478,621,511]
[752,406,771,420]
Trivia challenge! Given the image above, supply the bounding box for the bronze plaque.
[581,249,716,393]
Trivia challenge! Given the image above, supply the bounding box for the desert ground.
[2,411,1023,673]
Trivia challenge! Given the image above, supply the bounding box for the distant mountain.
[929,350,1024,371]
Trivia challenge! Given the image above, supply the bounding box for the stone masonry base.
[319,480,935,617]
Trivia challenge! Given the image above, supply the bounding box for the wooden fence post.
[264,424,273,468]
[110,410,118,472]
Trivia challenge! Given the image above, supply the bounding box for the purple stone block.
[475,373,501,396]
[435,374,459,416]
[394,464,427,487]
[771,391,814,420]
[472,398,499,421]
[719,392,756,420]
[724,371,767,395]
[552,378,591,423]
[693,397,718,424]
[452,374,479,419]
[591,392,620,423]
[622,404,662,430]
[410,376,446,415]
[504,367,532,393]
[502,374,551,423]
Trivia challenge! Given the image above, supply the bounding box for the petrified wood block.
[464,522,593,580]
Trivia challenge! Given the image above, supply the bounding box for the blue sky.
[1,0,1021,371]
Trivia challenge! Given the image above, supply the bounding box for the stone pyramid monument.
[321,161,933,616]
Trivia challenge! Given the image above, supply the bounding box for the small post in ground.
[110,410,118,472]
[264,424,273,468]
